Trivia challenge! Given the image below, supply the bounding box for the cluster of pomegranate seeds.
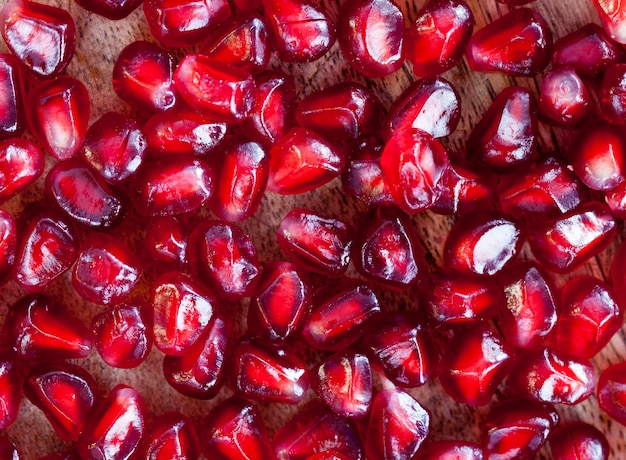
[4,0,626,457]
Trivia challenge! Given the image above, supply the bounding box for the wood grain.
[1,0,626,458]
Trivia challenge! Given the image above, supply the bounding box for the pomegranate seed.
[438,325,515,406]
[75,0,142,20]
[601,63,626,124]
[303,280,381,351]
[162,314,228,399]
[143,0,232,48]
[364,388,430,460]
[0,209,15,285]
[247,261,311,343]
[549,422,610,460]
[508,348,596,405]
[0,54,24,138]
[24,363,98,442]
[92,301,152,369]
[337,0,404,78]
[151,271,218,356]
[404,0,474,77]
[598,361,626,425]
[0,0,75,78]
[306,453,352,460]
[311,352,372,418]
[6,294,92,362]
[263,0,336,63]
[352,206,426,289]
[141,412,200,460]
[77,384,146,460]
[0,436,18,460]
[233,0,261,9]
[363,311,437,387]
[604,180,626,218]
[202,397,274,460]
[0,355,21,429]
[466,8,553,76]
[593,0,626,44]
[610,238,626,306]
[539,67,591,126]
[28,76,90,162]
[0,138,44,203]
[232,339,309,404]
[174,55,255,124]
[143,216,188,269]
[418,441,484,459]
[38,447,81,460]
[268,127,346,195]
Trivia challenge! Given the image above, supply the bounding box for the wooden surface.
[1,0,626,458]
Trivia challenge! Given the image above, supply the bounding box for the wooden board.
[1,0,626,458]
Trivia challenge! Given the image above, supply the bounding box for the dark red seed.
[0,435,18,460]
[549,422,610,460]
[0,138,44,203]
[38,447,81,460]
[0,209,15,286]
[418,440,484,460]
[605,180,626,218]
[593,0,626,44]
[141,412,201,460]
[75,0,142,20]
[538,67,591,126]
[0,54,24,138]
[598,361,626,425]
[0,355,21,430]
[600,63,626,124]
[143,216,188,269]
[306,453,352,460]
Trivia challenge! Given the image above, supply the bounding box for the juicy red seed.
[296,82,382,142]
[605,180,626,218]
[77,385,146,460]
[46,159,124,229]
[438,325,515,406]
[247,260,311,343]
[306,453,353,460]
[143,0,232,48]
[311,353,372,418]
[593,0,626,44]
[538,67,591,126]
[0,0,75,78]
[0,137,44,203]
[337,0,404,78]
[143,215,188,269]
[610,238,626,306]
[81,112,147,183]
[443,212,524,277]
[131,156,214,216]
[277,208,352,276]
[263,0,336,63]
[162,315,228,399]
[174,54,255,124]
[303,281,381,351]
[0,54,24,138]
[202,397,274,460]
[0,355,21,430]
[352,206,425,289]
[0,436,18,460]
[267,127,346,195]
[92,301,152,369]
[467,86,537,171]
[75,0,142,19]
[141,412,201,460]
[404,0,474,77]
[527,201,617,273]
[6,294,92,362]
[598,362,626,425]
[380,128,450,213]
[200,14,270,74]
[151,271,218,357]
[508,348,596,405]
[29,76,90,162]
[232,339,309,404]
[24,363,98,442]
[466,7,553,76]
[0,209,15,285]
[418,440,484,460]
[364,388,430,460]
[38,447,81,460]
[382,77,461,141]
[549,422,610,460]
[601,63,626,124]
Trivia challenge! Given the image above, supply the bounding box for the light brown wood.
[1,0,625,458]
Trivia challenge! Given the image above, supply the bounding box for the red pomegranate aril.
[75,0,142,20]
[482,398,559,460]
[604,180,626,218]
[92,301,152,369]
[0,436,18,460]
[39,447,82,460]
[311,353,372,418]
[6,294,92,362]
[131,156,213,216]
[141,412,200,460]
[466,8,553,76]
[0,355,21,430]
[162,314,228,399]
[439,325,515,406]
[232,339,309,404]
[601,63,626,124]
[273,404,364,460]
[174,54,255,124]
[29,76,90,162]
[144,216,188,269]
[247,261,311,343]
[549,422,610,460]
[352,206,425,289]
[263,0,336,63]
[419,441,484,459]
[611,238,626,306]
[363,311,437,387]
[46,159,124,230]
[200,14,270,74]
[539,67,591,126]
[405,0,474,77]
[306,453,352,460]
[143,0,232,48]
[0,209,15,285]
[443,212,524,277]
[508,348,596,405]
[364,388,430,460]
[382,77,461,141]
[593,0,626,44]
[303,280,381,351]
[380,128,450,213]
[209,140,268,222]
[0,54,24,138]
[527,201,617,273]
[0,0,75,78]
[0,138,44,203]
[233,0,261,9]
[598,361,626,426]
[12,211,78,291]
[24,363,98,442]
[78,384,146,460]
[268,127,346,195]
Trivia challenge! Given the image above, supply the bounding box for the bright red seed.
[549,422,610,460]
[141,412,201,460]
[0,355,21,430]
[0,54,24,138]
[0,138,44,203]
